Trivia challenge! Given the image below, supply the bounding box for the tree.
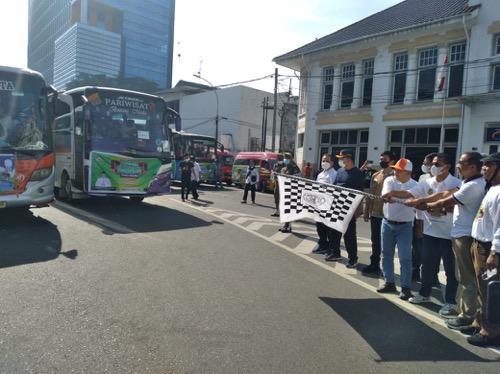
[65,73,160,93]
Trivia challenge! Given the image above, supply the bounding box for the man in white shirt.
[377,158,418,300]
[425,152,485,331]
[467,152,500,347]
[313,154,337,254]
[383,153,461,316]
[190,155,201,200]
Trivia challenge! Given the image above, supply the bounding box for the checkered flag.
[278,175,364,234]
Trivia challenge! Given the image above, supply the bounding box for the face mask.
[421,164,430,174]
[321,162,331,170]
[431,165,443,176]
[379,160,389,169]
[284,159,290,165]
[338,160,345,168]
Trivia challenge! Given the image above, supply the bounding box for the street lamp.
[193,74,221,188]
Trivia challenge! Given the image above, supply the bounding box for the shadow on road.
[319,297,489,362]
[52,197,212,235]
[0,210,77,268]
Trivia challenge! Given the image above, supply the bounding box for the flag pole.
[439,96,446,152]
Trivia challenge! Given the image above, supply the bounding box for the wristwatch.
[491,250,498,257]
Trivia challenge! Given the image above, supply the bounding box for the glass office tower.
[28,0,175,89]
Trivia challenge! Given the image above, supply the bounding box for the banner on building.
[278,174,365,234]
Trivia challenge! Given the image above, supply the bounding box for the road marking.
[165,197,500,357]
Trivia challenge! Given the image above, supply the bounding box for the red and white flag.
[437,55,449,92]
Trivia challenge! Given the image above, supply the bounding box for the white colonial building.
[274,0,500,170]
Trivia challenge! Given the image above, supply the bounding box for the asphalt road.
[1,185,499,373]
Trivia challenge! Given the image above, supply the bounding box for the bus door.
[73,106,85,190]
[53,114,72,187]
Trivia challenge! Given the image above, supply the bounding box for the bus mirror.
[164,108,181,131]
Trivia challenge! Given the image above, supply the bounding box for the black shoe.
[312,246,326,254]
[467,333,500,347]
[346,260,358,269]
[279,227,292,233]
[325,254,342,262]
[377,283,397,293]
[362,264,381,274]
[446,317,474,330]
[241,200,247,204]
[399,288,413,300]
[271,212,280,217]
[459,325,480,336]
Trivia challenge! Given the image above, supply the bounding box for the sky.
[0,0,402,94]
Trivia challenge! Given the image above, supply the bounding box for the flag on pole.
[437,55,449,92]
[278,175,365,234]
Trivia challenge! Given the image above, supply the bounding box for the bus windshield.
[174,135,216,162]
[0,73,49,151]
[85,90,169,155]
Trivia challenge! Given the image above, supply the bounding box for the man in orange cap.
[378,158,418,300]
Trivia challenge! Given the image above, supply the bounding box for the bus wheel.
[60,173,73,201]
[130,196,144,203]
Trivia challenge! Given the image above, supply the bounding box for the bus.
[53,86,178,202]
[171,131,223,184]
[0,66,57,210]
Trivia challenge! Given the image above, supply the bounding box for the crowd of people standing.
[186,147,500,347]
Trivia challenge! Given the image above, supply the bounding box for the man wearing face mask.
[385,153,461,315]
[271,154,285,217]
[466,152,500,347]
[425,152,485,331]
[362,151,397,275]
[279,153,301,233]
[325,149,365,268]
[312,154,337,254]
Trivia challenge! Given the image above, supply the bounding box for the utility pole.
[263,97,269,151]
[272,68,278,151]
[261,97,266,151]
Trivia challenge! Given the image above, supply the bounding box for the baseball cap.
[391,158,413,171]
[481,152,500,164]
[336,149,354,159]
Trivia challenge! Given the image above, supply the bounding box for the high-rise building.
[28,0,175,90]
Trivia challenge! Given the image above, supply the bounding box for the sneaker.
[439,303,458,319]
[346,260,358,269]
[467,333,500,347]
[279,227,292,233]
[408,294,431,304]
[362,264,381,274]
[251,201,256,204]
[377,283,397,293]
[446,317,474,330]
[270,211,280,217]
[399,288,413,300]
[325,254,342,262]
[240,200,247,204]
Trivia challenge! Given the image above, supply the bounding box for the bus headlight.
[30,167,52,181]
